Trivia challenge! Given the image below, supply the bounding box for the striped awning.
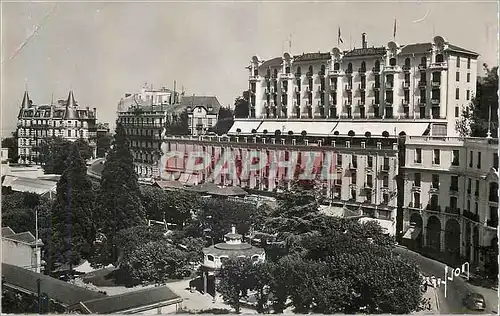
[403,227,422,240]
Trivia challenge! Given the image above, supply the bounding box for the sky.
[1,1,498,135]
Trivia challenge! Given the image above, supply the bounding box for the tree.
[96,134,112,158]
[216,257,254,313]
[234,92,250,118]
[165,110,190,135]
[93,123,146,267]
[121,239,192,285]
[211,107,234,135]
[48,143,96,274]
[1,131,19,163]
[195,198,254,243]
[37,137,93,174]
[456,64,498,137]
[1,192,42,235]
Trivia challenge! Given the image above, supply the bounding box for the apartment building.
[184,96,221,136]
[401,136,498,269]
[17,91,98,164]
[247,35,478,137]
[161,132,400,224]
[117,86,183,178]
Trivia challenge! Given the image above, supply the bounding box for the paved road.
[394,246,498,314]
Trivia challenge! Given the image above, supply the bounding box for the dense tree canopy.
[164,111,189,135]
[92,123,146,267]
[48,143,96,272]
[233,91,250,118]
[456,64,498,137]
[216,180,425,314]
[37,137,93,174]
[1,131,19,163]
[1,192,43,235]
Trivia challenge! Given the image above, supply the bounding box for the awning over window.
[359,217,396,236]
[228,120,263,135]
[403,227,422,240]
[281,121,337,136]
[257,121,289,134]
[332,122,431,137]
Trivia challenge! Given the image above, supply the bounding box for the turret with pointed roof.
[64,90,79,120]
[17,91,32,118]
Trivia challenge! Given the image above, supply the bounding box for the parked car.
[463,292,486,311]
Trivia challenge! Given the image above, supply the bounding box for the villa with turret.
[16,90,98,164]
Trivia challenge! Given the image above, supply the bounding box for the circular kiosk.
[201,225,265,295]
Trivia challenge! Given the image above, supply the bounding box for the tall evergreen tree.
[49,143,95,274]
[93,123,145,266]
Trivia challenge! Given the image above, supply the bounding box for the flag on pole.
[338,27,343,45]
[393,19,397,39]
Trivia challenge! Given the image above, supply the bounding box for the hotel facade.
[246,35,478,137]
[16,91,98,164]
[401,136,498,269]
[158,35,496,270]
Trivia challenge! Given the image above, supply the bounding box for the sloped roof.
[447,44,479,56]
[4,231,36,244]
[2,263,105,306]
[399,43,433,55]
[260,57,282,68]
[1,226,15,237]
[1,175,57,196]
[77,285,181,314]
[181,96,221,114]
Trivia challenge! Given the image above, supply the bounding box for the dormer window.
[285,66,290,74]
[389,58,396,66]
[334,62,340,70]
[405,58,410,67]
[420,57,427,68]
[347,62,353,73]
[436,54,444,63]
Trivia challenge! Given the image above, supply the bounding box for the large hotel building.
[16,91,98,164]
[160,35,498,270]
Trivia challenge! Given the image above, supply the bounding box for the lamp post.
[35,206,40,274]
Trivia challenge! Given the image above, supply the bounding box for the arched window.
[334,62,340,70]
[420,57,427,67]
[320,64,326,74]
[389,58,396,66]
[347,62,353,72]
[435,54,444,63]
[296,66,301,75]
[253,68,258,76]
[285,66,290,74]
[207,255,214,262]
[405,58,411,67]
[360,61,366,71]
[374,60,380,70]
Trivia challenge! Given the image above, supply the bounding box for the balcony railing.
[381,165,390,172]
[329,69,342,76]
[430,62,448,69]
[431,81,441,87]
[372,83,380,90]
[279,73,294,80]
[463,210,479,222]
[431,99,440,105]
[426,204,441,212]
[402,81,410,89]
[402,65,411,72]
[345,69,353,75]
[409,202,421,209]
[418,64,427,71]
[345,84,352,91]
[372,67,381,73]
[418,81,427,87]
[345,100,353,107]
[358,83,366,91]
[402,99,409,106]
[385,82,393,89]
[450,185,459,193]
[487,218,498,227]
[445,207,460,215]
[358,68,367,74]
[358,100,365,107]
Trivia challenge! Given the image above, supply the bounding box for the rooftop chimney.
[362,33,367,49]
